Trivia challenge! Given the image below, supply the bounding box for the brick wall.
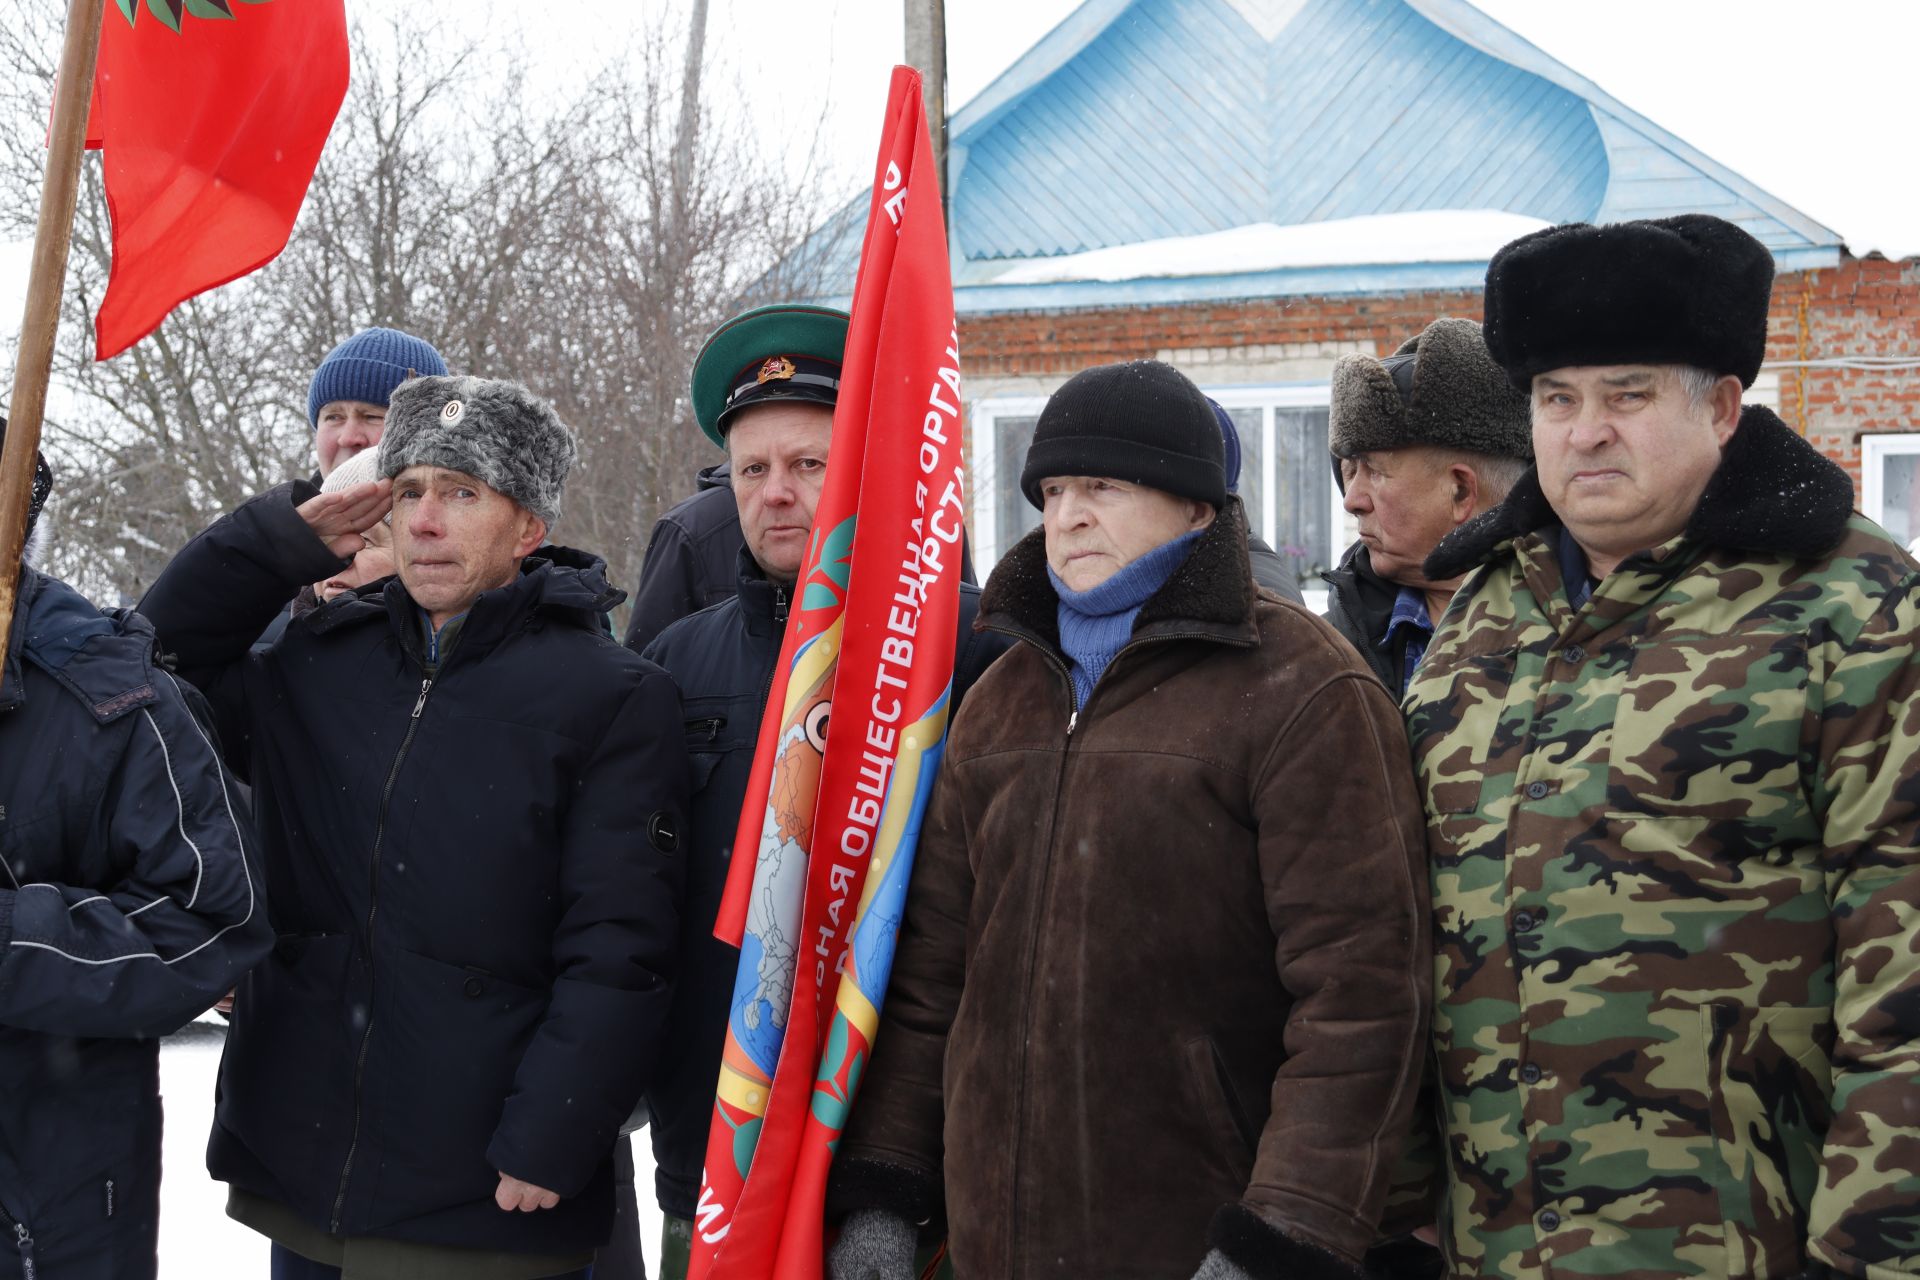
[1766,255,1920,492]
[959,253,1920,501]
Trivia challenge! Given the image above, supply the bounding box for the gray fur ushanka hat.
[1329,317,1532,461]
[378,376,577,528]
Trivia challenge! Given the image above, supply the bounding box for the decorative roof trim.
[1404,0,1841,248]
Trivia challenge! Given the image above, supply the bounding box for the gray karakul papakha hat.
[378,375,578,528]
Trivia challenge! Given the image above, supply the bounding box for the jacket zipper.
[1,1209,34,1280]
[1002,642,1079,1254]
[329,674,434,1232]
[985,621,1230,1257]
[754,584,791,715]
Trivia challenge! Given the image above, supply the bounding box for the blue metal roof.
[803,0,1842,309]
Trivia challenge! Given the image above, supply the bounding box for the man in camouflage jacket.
[1399,214,1920,1280]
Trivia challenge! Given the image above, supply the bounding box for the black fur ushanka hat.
[1482,213,1775,391]
[1328,317,1532,461]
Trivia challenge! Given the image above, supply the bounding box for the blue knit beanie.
[1208,399,1242,494]
[307,327,447,428]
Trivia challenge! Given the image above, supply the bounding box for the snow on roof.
[987,209,1553,285]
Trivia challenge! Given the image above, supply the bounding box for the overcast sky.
[6,0,1916,353]
[585,0,1917,258]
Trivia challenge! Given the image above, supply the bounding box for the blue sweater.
[1047,528,1205,706]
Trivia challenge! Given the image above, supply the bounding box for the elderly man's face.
[314,400,388,477]
[1532,365,1740,572]
[1339,446,1467,588]
[728,400,835,585]
[391,465,545,628]
[1041,476,1213,593]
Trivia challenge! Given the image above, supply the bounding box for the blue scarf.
[1048,528,1205,707]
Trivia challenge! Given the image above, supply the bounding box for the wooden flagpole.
[0,0,106,645]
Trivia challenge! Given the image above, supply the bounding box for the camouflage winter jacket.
[1400,408,1920,1280]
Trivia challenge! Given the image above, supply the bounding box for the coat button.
[1540,1210,1562,1231]
[1514,911,1538,933]
[463,977,484,997]
[1562,645,1585,664]
[1521,1062,1543,1084]
[1525,781,1551,800]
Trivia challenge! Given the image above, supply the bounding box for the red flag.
[691,66,966,1280]
[83,0,348,360]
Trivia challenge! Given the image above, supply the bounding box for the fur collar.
[978,497,1257,650]
[1425,405,1855,581]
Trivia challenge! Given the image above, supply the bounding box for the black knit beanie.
[1021,360,1227,509]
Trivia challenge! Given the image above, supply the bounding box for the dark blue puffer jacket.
[637,548,1009,1219]
[139,484,689,1256]
[0,567,269,1280]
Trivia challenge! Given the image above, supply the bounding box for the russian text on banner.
[690,64,965,1280]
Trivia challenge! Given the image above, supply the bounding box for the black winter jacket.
[623,465,740,654]
[637,550,1010,1219]
[1,568,269,1279]
[1245,533,1306,606]
[1321,540,1409,690]
[138,484,689,1256]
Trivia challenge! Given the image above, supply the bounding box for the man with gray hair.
[142,376,688,1279]
[1322,316,1531,693]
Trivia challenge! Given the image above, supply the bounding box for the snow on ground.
[159,1019,665,1278]
[990,209,1553,285]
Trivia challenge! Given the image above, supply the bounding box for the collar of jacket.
[1423,405,1856,583]
[1322,539,1401,632]
[730,545,791,638]
[978,495,1260,657]
[2,567,158,722]
[302,543,626,664]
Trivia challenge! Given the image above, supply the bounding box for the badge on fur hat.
[440,399,465,424]
[757,356,796,384]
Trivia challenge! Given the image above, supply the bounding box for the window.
[969,384,1341,604]
[1207,387,1340,602]
[969,395,1049,566]
[1863,434,1920,557]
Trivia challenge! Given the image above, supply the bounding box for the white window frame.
[1200,382,1340,592]
[1861,433,1920,549]
[969,382,1338,576]
[968,395,1051,567]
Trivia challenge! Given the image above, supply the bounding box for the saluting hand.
[296,478,393,560]
[495,1172,561,1212]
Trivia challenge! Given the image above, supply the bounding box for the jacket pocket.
[1703,1002,1834,1279]
[371,947,551,1200]
[682,697,749,795]
[1608,633,1808,827]
[219,932,357,1177]
[1183,1035,1258,1185]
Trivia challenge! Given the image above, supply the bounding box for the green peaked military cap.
[691,303,851,446]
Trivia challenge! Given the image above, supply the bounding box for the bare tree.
[0,5,849,618]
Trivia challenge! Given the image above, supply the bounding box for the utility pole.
[902,0,949,204]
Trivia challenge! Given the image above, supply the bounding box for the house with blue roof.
[799,0,1916,589]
